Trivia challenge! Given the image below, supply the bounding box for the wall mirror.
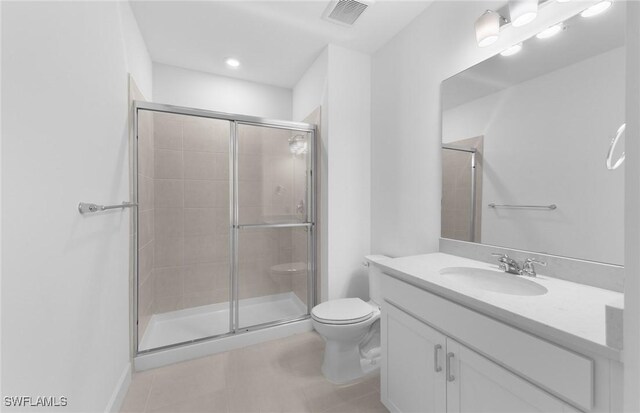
[440,2,625,265]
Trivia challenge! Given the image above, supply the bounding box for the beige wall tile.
[139,241,154,285]
[183,263,217,294]
[138,141,154,179]
[154,236,184,268]
[238,154,262,181]
[154,267,184,298]
[154,179,184,208]
[154,208,184,238]
[184,180,229,208]
[153,295,183,315]
[184,208,216,236]
[184,235,215,264]
[138,174,154,212]
[184,152,228,180]
[138,210,154,248]
[154,112,182,150]
[154,149,183,179]
[183,117,229,153]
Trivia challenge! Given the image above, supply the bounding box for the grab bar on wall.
[78,201,137,214]
[488,203,557,210]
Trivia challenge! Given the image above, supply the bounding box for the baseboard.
[104,362,131,413]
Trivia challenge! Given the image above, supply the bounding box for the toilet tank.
[365,255,390,306]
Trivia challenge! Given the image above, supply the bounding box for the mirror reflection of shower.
[441,137,483,243]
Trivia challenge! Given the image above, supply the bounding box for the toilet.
[311,255,389,384]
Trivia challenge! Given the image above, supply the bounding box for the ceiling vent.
[323,0,373,27]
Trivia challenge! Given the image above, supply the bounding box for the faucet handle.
[525,257,546,266]
[522,257,546,277]
[491,253,509,271]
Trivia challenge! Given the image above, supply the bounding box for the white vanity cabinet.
[383,303,575,413]
[380,272,622,413]
[383,302,447,412]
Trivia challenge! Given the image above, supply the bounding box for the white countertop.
[373,252,623,361]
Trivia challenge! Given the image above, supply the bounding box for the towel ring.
[606,123,626,170]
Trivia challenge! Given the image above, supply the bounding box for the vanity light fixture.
[475,10,505,48]
[580,1,611,18]
[509,0,538,27]
[500,43,523,56]
[225,58,241,68]
[536,23,563,39]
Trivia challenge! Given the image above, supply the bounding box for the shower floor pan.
[139,292,308,351]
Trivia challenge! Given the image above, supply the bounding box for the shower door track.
[132,101,317,357]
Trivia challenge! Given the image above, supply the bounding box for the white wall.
[292,45,371,301]
[1,2,152,411]
[119,2,153,100]
[443,47,625,265]
[292,50,328,122]
[293,48,329,301]
[153,63,292,120]
[326,45,371,300]
[371,0,601,258]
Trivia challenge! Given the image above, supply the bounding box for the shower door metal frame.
[442,144,477,243]
[132,100,317,356]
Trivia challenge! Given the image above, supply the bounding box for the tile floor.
[121,332,387,413]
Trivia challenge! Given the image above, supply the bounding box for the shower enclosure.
[133,101,316,354]
[441,144,479,243]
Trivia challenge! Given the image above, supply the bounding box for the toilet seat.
[311,298,375,325]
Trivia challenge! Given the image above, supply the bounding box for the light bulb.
[225,58,240,68]
[580,1,611,17]
[536,23,563,39]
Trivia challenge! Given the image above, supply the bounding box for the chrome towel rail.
[488,203,557,210]
[78,201,137,214]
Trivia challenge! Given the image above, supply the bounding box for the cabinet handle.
[434,344,442,372]
[446,352,455,382]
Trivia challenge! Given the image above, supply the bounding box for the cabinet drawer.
[382,274,594,411]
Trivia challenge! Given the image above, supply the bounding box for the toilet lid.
[311,298,374,325]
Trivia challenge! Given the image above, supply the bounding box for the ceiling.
[442,1,625,110]
[130,0,433,89]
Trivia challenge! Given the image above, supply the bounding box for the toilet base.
[318,329,381,384]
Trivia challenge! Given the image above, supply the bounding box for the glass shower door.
[234,123,314,330]
[136,108,233,352]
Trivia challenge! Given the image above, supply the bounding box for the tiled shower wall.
[152,112,231,314]
[441,136,483,242]
[138,112,310,328]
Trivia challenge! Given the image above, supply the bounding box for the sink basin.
[439,267,548,296]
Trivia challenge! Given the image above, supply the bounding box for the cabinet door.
[382,303,447,413]
[445,339,576,413]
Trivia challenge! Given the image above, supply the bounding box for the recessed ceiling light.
[557,0,571,2]
[225,58,240,68]
[500,43,523,56]
[536,23,563,39]
[580,1,611,17]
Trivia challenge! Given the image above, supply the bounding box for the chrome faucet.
[491,253,521,275]
[521,258,547,277]
[491,253,547,277]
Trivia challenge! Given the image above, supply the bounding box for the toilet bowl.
[311,255,389,384]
